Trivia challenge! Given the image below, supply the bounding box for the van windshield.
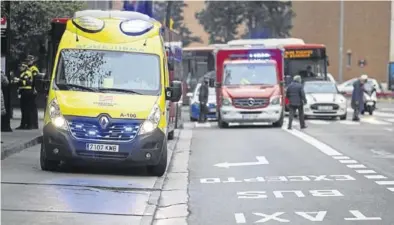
[54,49,161,95]
[223,63,277,86]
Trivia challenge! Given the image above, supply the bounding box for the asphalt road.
[2,102,394,225]
[187,104,394,225]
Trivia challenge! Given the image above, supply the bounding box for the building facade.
[182,1,391,83]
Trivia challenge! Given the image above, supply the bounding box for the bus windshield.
[285,59,326,79]
[223,63,277,86]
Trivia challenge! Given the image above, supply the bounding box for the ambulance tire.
[272,112,284,127]
[40,144,60,172]
[218,117,229,128]
[168,130,174,140]
[147,142,167,177]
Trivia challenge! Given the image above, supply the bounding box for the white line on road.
[384,128,393,132]
[195,122,212,127]
[364,175,387,179]
[339,160,358,164]
[333,156,350,160]
[282,128,342,156]
[308,120,330,125]
[361,117,392,125]
[339,120,360,125]
[388,188,394,192]
[384,118,394,123]
[234,213,246,223]
[375,181,394,185]
[347,164,367,168]
[355,170,376,174]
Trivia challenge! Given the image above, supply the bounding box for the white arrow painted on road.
[214,156,269,168]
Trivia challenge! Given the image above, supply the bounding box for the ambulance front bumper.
[220,104,283,123]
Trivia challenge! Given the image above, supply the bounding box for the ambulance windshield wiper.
[57,83,100,92]
[98,88,142,95]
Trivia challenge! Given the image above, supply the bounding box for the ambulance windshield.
[223,63,277,86]
[54,49,161,95]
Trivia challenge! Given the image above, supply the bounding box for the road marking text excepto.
[355,170,377,174]
[364,175,387,179]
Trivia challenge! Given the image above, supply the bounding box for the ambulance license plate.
[242,114,259,119]
[86,143,119,152]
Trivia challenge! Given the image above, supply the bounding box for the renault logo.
[247,98,255,106]
[99,116,110,129]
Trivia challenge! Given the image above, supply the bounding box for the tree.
[196,1,295,41]
[154,1,202,47]
[1,1,87,70]
[196,1,244,44]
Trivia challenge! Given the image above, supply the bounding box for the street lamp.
[338,0,344,83]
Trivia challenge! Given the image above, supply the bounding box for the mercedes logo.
[99,116,110,129]
[247,98,255,106]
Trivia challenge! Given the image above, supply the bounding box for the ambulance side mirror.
[35,73,50,93]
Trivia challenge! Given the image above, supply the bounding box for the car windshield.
[54,49,161,95]
[223,63,277,85]
[304,82,338,93]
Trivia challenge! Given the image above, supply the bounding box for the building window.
[346,50,352,67]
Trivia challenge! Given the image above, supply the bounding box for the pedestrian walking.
[14,62,34,130]
[351,74,368,121]
[198,79,209,123]
[26,55,39,129]
[286,75,307,130]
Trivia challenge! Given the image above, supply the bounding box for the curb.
[1,135,43,160]
[139,129,182,225]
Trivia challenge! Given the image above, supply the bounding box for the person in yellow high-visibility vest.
[14,62,34,129]
[26,55,39,129]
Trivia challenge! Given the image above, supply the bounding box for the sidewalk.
[1,109,44,160]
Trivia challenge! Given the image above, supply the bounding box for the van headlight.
[270,95,282,105]
[48,98,68,130]
[222,97,232,106]
[139,104,161,135]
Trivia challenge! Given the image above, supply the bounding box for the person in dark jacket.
[286,75,307,129]
[198,79,209,123]
[351,74,368,121]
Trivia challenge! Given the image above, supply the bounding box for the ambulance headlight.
[72,16,104,33]
[270,95,282,105]
[139,104,161,135]
[120,19,153,36]
[222,97,232,106]
[48,99,68,130]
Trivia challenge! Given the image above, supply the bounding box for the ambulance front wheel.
[217,114,229,128]
[147,142,168,177]
[40,144,60,172]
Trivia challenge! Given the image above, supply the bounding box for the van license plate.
[86,144,119,152]
[318,106,333,111]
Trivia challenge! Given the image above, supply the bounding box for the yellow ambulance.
[39,10,182,176]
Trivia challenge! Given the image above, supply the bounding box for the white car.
[337,77,382,94]
[303,81,347,120]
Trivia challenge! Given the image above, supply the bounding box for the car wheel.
[167,130,174,140]
[340,113,347,120]
[40,144,60,172]
[147,143,167,177]
[190,117,197,122]
[368,109,373,115]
